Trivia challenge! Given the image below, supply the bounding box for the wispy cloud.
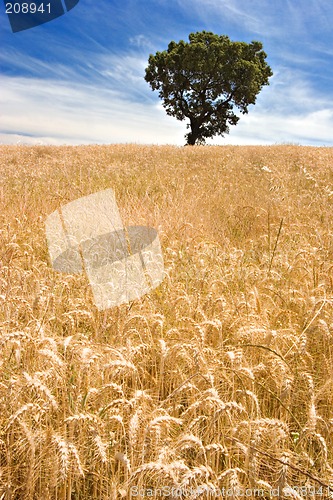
[213,66,333,146]
[178,0,333,40]
[0,72,184,145]
[2,57,333,147]
[93,53,150,102]
[1,0,333,146]
[129,34,154,50]
[217,108,333,146]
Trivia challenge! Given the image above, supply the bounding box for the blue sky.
[1,0,333,146]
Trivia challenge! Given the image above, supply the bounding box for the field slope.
[1,144,333,498]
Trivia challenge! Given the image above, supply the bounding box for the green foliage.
[145,31,273,145]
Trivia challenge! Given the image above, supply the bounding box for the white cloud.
[2,67,333,146]
[177,0,333,40]
[0,74,185,145]
[129,34,154,50]
[212,69,333,146]
[176,0,280,38]
[94,53,149,101]
[1,47,332,147]
[216,108,333,146]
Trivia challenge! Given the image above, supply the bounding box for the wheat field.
[1,144,333,499]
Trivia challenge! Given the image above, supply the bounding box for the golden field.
[1,144,333,499]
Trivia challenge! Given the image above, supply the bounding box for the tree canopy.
[145,31,273,145]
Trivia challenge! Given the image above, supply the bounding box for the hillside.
[1,144,333,498]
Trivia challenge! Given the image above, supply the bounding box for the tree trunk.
[186,133,197,145]
[186,118,200,145]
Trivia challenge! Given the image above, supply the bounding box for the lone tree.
[145,31,273,145]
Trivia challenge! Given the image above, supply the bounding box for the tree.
[144,31,273,145]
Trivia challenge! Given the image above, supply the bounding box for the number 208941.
[5,3,51,14]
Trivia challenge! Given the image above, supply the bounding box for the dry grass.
[1,144,333,498]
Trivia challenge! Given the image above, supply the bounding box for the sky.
[1,0,333,146]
